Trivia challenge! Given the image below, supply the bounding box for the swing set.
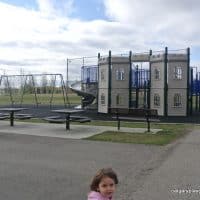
[0,73,70,108]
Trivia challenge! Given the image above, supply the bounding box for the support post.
[97,53,100,108]
[148,49,152,109]
[108,50,112,112]
[164,47,168,117]
[186,48,190,116]
[136,65,139,108]
[129,51,132,108]
[66,58,69,92]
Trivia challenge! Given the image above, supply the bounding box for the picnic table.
[0,107,28,126]
[51,109,85,130]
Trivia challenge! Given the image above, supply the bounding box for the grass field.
[84,122,193,145]
[18,118,194,146]
[0,92,196,145]
[0,93,81,105]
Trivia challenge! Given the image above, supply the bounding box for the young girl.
[88,168,119,200]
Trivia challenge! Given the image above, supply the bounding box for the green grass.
[83,122,193,145]
[17,119,193,145]
[0,93,81,105]
[5,105,194,146]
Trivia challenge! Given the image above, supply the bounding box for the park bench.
[15,114,33,120]
[43,115,91,124]
[110,108,160,132]
[43,116,66,123]
[70,116,91,123]
[0,113,9,120]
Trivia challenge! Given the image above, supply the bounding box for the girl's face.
[97,176,116,198]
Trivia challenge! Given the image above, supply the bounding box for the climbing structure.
[97,48,190,116]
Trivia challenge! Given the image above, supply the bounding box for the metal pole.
[199,72,200,112]
[186,47,190,116]
[83,57,85,66]
[136,65,139,108]
[148,49,152,109]
[108,50,112,111]
[164,47,168,117]
[66,59,69,92]
[129,51,132,108]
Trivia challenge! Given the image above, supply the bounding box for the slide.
[69,81,96,108]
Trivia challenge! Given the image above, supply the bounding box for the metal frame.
[0,73,70,108]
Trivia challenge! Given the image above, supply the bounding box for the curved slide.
[69,81,96,108]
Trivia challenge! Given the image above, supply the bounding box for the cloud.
[103,0,200,48]
[103,0,200,23]
[0,0,200,78]
[36,0,75,17]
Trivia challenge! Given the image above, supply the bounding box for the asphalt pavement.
[133,128,200,200]
[0,120,199,200]
[0,132,165,200]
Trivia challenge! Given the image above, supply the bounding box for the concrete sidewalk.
[133,128,200,200]
[0,120,161,139]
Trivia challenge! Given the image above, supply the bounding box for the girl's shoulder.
[88,191,102,200]
[88,191,113,200]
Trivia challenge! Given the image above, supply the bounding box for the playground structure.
[68,47,200,117]
[1,48,200,118]
[67,56,98,108]
[0,73,70,108]
[98,48,190,116]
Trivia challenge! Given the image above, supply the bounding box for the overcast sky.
[0,0,199,79]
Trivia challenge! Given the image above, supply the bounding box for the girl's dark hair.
[90,168,118,191]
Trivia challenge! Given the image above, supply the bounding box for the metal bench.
[43,115,91,124]
[15,114,33,120]
[110,108,159,132]
[70,116,91,123]
[0,113,9,120]
[0,116,9,120]
[43,116,66,123]
[77,118,91,123]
